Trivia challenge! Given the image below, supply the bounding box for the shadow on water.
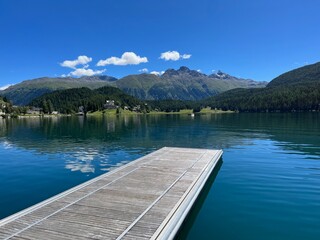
[175,158,223,240]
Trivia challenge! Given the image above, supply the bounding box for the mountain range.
[0,67,267,105]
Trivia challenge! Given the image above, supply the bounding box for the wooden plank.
[0,147,222,240]
[17,226,92,240]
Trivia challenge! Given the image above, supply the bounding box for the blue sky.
[1,0,320,88]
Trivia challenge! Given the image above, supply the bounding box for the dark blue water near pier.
[0,113,319,239]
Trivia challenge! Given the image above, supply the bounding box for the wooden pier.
[0,147,222,240]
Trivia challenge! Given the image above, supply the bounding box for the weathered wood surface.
[0,147,222,240]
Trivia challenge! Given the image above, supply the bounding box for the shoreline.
[1,108,234,119]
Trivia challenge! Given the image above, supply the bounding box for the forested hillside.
[204,62,320,112]
[30,86,144,114]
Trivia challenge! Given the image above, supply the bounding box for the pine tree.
[42,100,49,114]
[47,100,54,114]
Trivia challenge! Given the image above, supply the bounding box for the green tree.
[47,100,54,114]
[42,100,49,114]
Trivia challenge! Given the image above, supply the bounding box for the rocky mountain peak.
[209,70,233,79]
[162,68,178,77]
[162,66,206,78]
[178,66,191,72]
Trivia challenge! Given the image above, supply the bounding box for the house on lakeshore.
[27,107,42,115]
[104,100,118,109]
[77,106,85,115]
[0,102,7,115]
[132,105,141,112]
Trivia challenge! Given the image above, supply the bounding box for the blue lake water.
[0,113,319,239]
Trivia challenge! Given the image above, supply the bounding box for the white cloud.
[97,52,148,66]
[181,54,191,59]
[69,68,106,77]
[60,55,92,69]
[139,68,149,73]
[150,71,164,76]
[160,51,180,61]
[160,51,192,61]
[0,84,14,91]
[197,69,201,72]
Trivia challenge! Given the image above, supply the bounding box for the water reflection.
[0,113,319,159]
[0,112,319,198]
[65,148,99,173]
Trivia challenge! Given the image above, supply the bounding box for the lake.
[0,113,319,239]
